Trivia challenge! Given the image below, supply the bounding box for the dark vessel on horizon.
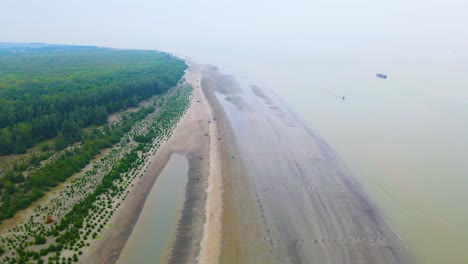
[376,73,387,79]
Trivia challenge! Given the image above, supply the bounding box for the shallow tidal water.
[251,51,468,264]
[117,154,188,264]
[180,46,468,263]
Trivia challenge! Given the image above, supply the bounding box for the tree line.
[0,47,187,154]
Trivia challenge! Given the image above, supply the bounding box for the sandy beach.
[81,62,223,264]
[83,61,414,264]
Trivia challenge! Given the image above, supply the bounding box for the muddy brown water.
[184,49,468,263]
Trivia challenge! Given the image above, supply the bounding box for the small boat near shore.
[376,73,387,79]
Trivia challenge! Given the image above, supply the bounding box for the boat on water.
[376,73,387,79]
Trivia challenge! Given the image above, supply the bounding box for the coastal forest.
[0,43,187,225]
[0,44,186,154]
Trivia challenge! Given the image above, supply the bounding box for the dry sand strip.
[83,63,217,264]
[201,66,416,264]
[196,62,223,264]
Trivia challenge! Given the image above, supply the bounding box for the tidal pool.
[118,154,189,264]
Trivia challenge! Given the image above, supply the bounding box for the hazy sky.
[2,0,467,58]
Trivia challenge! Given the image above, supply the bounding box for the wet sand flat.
[202,66,414,264]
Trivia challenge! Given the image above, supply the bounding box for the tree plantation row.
[0,104,155,222]
[0,83,193,264]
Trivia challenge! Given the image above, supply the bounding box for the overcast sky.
[2,0,467,57]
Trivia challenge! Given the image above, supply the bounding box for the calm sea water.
[181,46,468,263]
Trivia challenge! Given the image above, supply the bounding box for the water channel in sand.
[117,154,188,264]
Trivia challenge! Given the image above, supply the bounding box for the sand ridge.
[196,62,223,264]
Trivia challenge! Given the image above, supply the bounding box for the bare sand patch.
[197,62,223,264]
